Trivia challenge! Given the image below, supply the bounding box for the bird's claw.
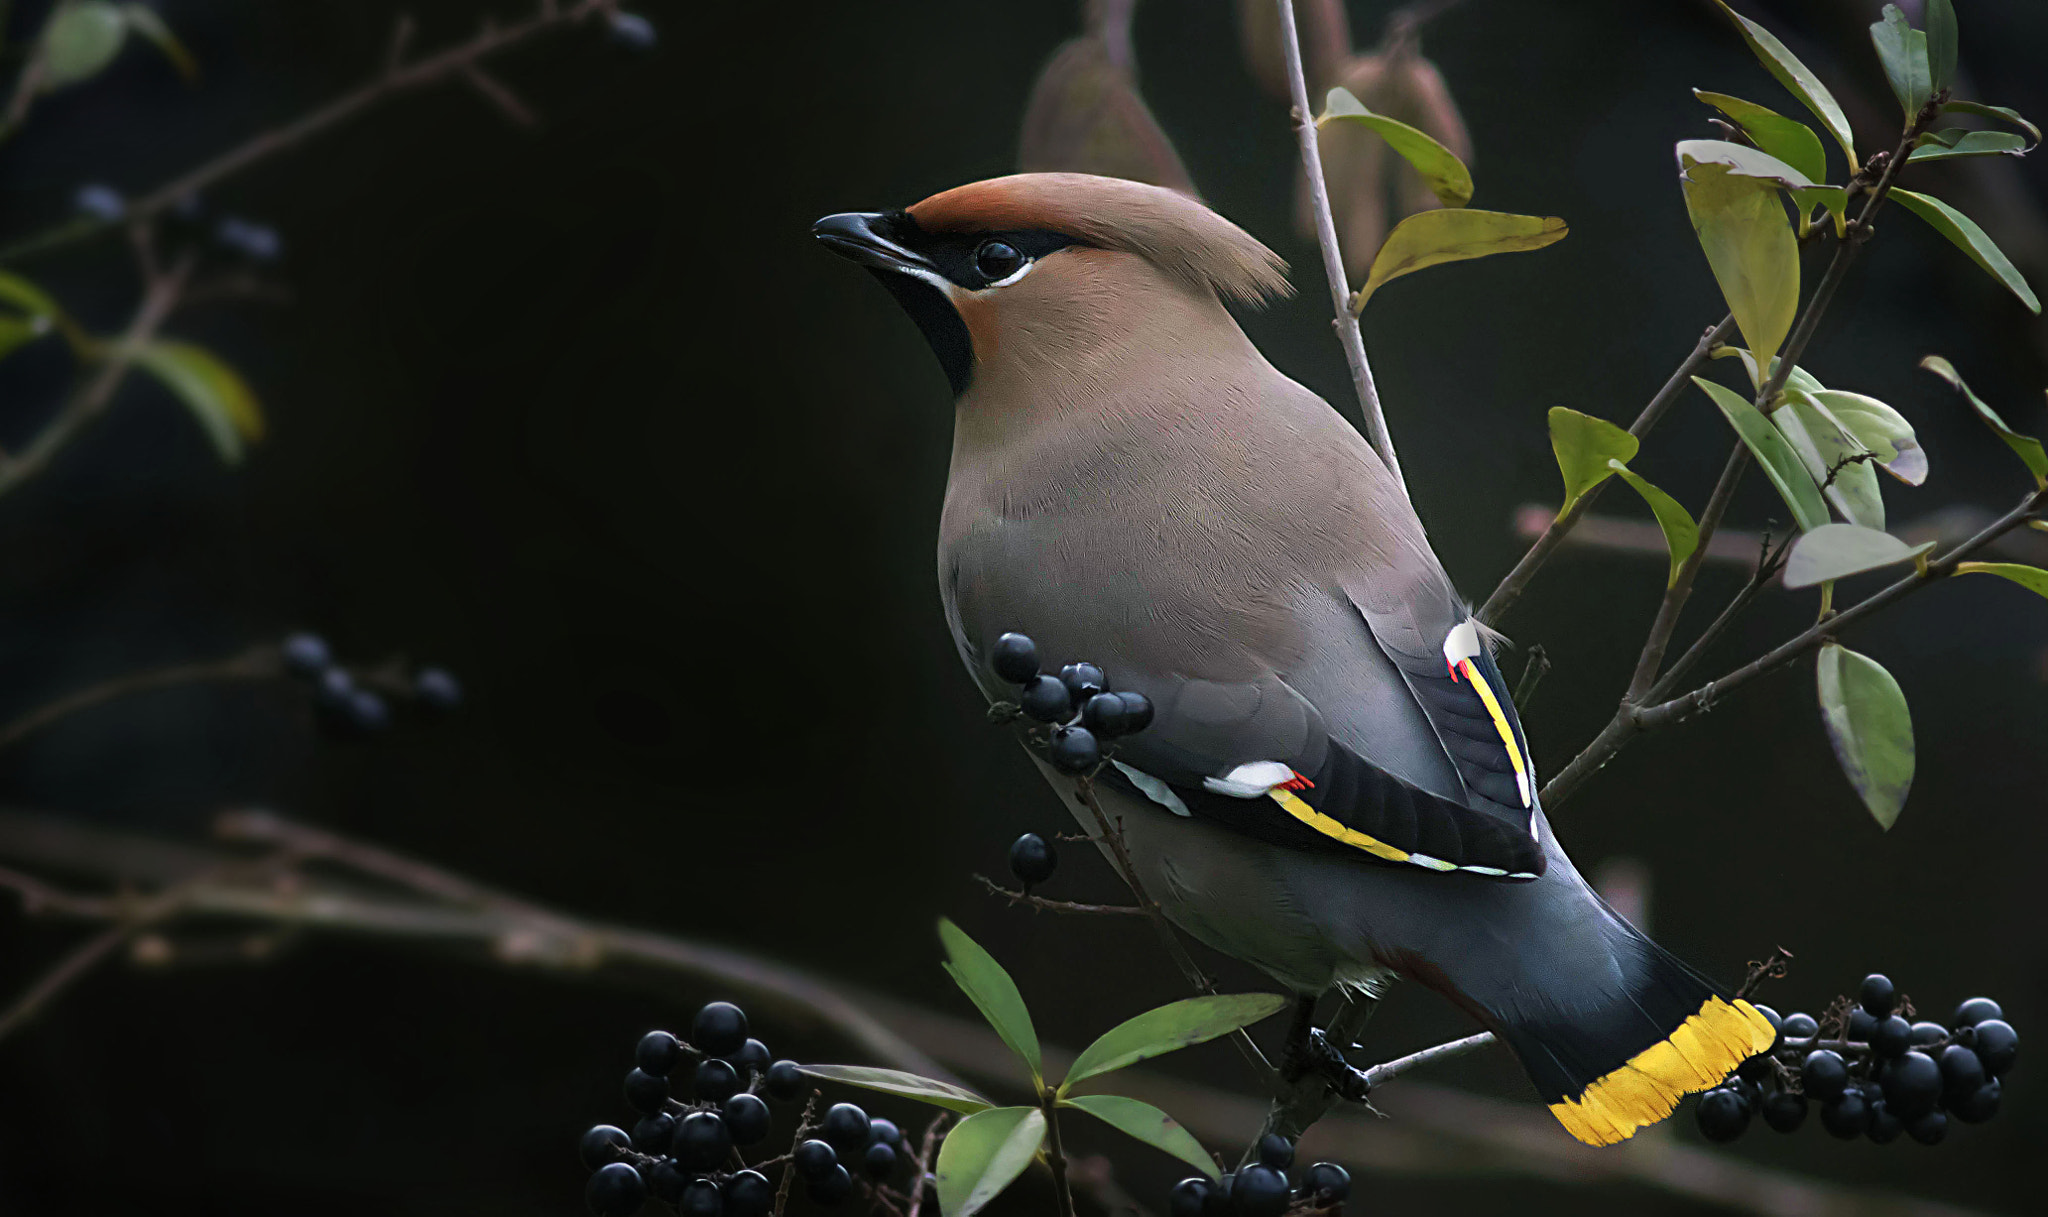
[1306,1028,1372,1102]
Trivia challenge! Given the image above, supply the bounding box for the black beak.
[812,212,935,276]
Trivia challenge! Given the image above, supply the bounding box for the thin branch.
[1624,443,1750,704]
[1646,531,1788,702]
[901,1114,947,1217]
[1479,316,1737,627]
[461,63,537,127]
[0,645,283,751]
[0,24,49,140]
[1275,0,1406,499]
[1253,994,1378,1148]
[974,874,1146,916]
[1360,1030,1496,1089]
[1040,1092,1079,1217]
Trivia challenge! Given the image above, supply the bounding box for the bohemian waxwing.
[814,172,1773,1146]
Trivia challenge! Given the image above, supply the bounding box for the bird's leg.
[1278,995,1318,1081]
[1277,994,1373,1102]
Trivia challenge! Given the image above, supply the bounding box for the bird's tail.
[1491,930,1777,1146]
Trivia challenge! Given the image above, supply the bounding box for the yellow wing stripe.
[1456,657,1529,804]
[1269,789,1411,863]
[1546,996,1777,1146]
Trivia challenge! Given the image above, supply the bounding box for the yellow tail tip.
[1547,996,1777,1146]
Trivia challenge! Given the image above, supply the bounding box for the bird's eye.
[975,240,1025,283]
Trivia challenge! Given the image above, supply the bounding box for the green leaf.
[0,270,63,320]
[1061,993,1287,1093]
[132,339,265,465]
[39,1,127,89]
[1710,345,1826,396]
[1679,160,1800,380]
[1870,5,1932,119]
[1925,0,1958,93]
[1060,1094,1217,1179]
[934,1106,1045,1217]
[796,1065,995,1116]
[1954,561,2048,599]
[1940,100,2041,145]
[118,3,195,80]
[1811,389,1927,484]
[1355,209,1567,308]
[1609,461,1700,588]
[0,315,38,361]
[1318,88,1473,208]
[1907,130,2031,162]
[1816,643,1915,831]
[937,918,1042,1083]
[1547,407,1638,515]
[1676,136,1847,236]
[1712,0,1857,172]
[1693,376,1829,530]
[1693,91,1828,183]
[1777,389,1884,529]
[1918,355,2048,487]
[1782,523,1935,588]
[1890,189,2041,314]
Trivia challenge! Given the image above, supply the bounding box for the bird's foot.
[1303,1028,1372,1102]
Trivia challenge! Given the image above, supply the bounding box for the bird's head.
[813,173,1289,397]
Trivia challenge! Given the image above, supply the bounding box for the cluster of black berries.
[280,631,462,738]
[1170,1135,1349,1217]
[1696,974,2017,1146]
[580,1001,906,1216]
[73,184,282,262]
[990,632,1154,774]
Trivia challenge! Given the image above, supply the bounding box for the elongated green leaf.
[1356,209,1566,307]
[1548,407,1637,515]
[1680,161,1799,382]
[1816,643,1914,831]
[132,339,264,465]
[1954,562,2048,599]
[1871,5,1932,119]
[1677,138,1817,189]
[1812,389,1927,484]
[1908,130,2031,163]
[1782,523,1934,588]
[1694,91,1828,183]
[1609,461,1699,588]
[118,3,196,79]
[1061,1095,1217,1179]
[937,918,1042,1082]
[0,316,38,360]
[1778,389,1884,529]
[1891,189,2041,314]
[1711,345,1825,396]
[1318,88,1472,208]
[1062,993,1286,1093]
[1926,0,1958,92]
[935,1106,1044,1217]
[1919,355,2048,487]
[0,270,63,320]
[1940,100,2041,144]
[1713,1,1857,171]
[797,1065,995,1115]
[1694,376,1829,530]
[41,1,127,89]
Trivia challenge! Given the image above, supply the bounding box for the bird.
[813,172,1773,1146]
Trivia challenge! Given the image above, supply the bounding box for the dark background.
[0,0,2044,1213]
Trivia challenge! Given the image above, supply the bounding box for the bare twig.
[1624,443,1750,704]
[1275,0,1406,499]
[1041,1091,1080,1217]
[1360,1030,1496,1089]
[461,64,537,126]
[902,1114,947,1217]
[0,645,283,752]
[974,874,1145,916]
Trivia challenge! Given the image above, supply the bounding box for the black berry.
[992,633,1039,685]
[1906,1108,1948,1145]
[1115,690,1155,733]
[1871,1014,1912,1058]
[1972,1018,2018,1076]
[1008,833,1057,886]
[1820,1090,1871,1139]
[766,1060,805,1101]
[820,1102,871,1152]
[692,1002,749,1057]
[1866,1100,1903,1144]
[637,1030,683,1076]
[1049,725,1100,773]
[793,1139,838,1180]
[1299,1162,1349,1202]
[1952,997,2003,1028]
[579,1124,631,1170]
[1880,1050,1942,1117]
[1255,1133,1293,1169]
[632,1113,676,1153]
[1020,675,1072,722]
[1909,1020,1947,1047]
[862,1141,897,1179]
[587,1162,647,1216]
[733,1038,771,1080]
[725,1170,773,1217]
[672,1111,732,1171]
[73,183,124,222]
[807,1164,853,1207]
[282,632,330,676]
[343,688,391,734]
[696,1058,740,1103]
[1781,1011,1819,1040]
[1751,1004,1783,1037]
[1951,1079,2001,1123]
[868,1118,901,1147]
[214,216,282,262]
[1081,692,1132,737]
[647,1158,687,1204]
[624,1067,669,1114]
[723,1093,771,1146]
[1231,1164,1289,1217]
[1848,1008,1878,1042]
[1801,1049,1849,1100]
[1059,662,1106,700]
[415,667,463,712]
[1168,1178,1215,1217]
[1760,1091,1807,1133]
[1859,973,1896,1018]
[606,10,657,51]
[1695,1088,1748,1142]
[1939,1042,1987,1101]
